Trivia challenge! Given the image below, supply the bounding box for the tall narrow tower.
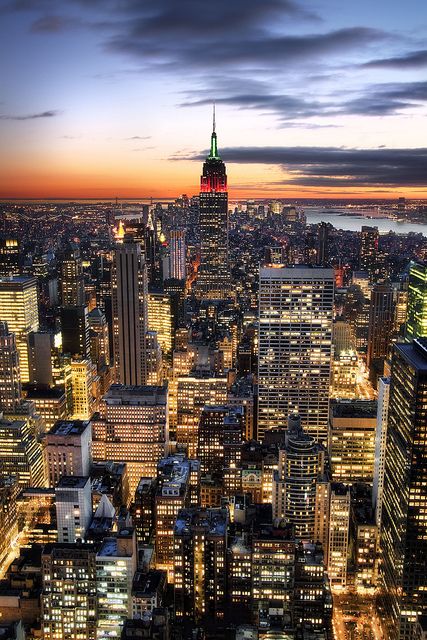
[196,108,229,300]
[112,234,148,385]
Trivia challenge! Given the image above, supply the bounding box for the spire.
[209,103,219,159]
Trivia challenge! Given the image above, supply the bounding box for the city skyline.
[1,0,427,199]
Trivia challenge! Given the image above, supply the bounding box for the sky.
[1,0,427,199]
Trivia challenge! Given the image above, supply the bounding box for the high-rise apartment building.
[379,339,427,640]
[258,265,334,443]
[112,235,148,385]
[0,276,39,382]
[42,419,92,486]
[197,405,243,477]
[196,116,230,300]
[92,384,168,495]
[272,414,326,538]
[0,321,22,410]
[405,260,427,341]
[70,358,97,420]
[327,483,350,587]
[147,291,175,358]
[55,476,92,543]
[41,543,97,640]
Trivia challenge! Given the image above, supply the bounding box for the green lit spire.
[209,103,220,158]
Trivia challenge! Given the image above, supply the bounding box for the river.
[304,207,427,236]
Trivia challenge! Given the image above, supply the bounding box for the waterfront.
[304,207,427,236]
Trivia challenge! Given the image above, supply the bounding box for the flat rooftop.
[49,419,90,436]
[56,476,89,489]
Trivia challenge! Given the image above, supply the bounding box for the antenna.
[213,103,216,133]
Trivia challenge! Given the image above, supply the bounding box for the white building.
[55,476,92,543]
[43,419,92,486]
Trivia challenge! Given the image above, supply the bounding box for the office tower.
[252,525,295,626]
[333,316,355,354]
[155,455,191,581]
[367,282,395,369]
[372,377,390,527]
[0,276,39,383]
[0,417,44,488]
[59,241,85,306]
[55,476,92,543]
[41,543,97,640]
[258,266,334,443]
[266,245,287,265]
[0,237,20,276]
[176,374,228,457]
[96,529,137,639]
[360,226,379,281]
[112,235,148,385]
[70,358,97,420]
[0,321,22,410]
[379,339,427,640]
[147,291,175,358]
[174,508,227,623]
[29,330,61,386]
[42,419,92,486]
[317,221,330,266]
[327,483,350,587]
[228,535,252,622]
[352,270,371,300]
[196,113,229,300]
[92,384,168,495]
[393,280,408,339]
[405,260,427,341]
[60,305,91,358]
[169,229,186,280]
[88,307,110,367]
[272,414,325,538]
[329,400,377,484]
[351,485,378,589]
[331,351,358,398]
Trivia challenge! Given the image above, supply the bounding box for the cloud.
[30,14,83,32]
[362,49,427,69]
[125,135,151,140]
[173,145,427,187]
[0,109,60,120]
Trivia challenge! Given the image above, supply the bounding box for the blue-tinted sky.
[1,0,427,198]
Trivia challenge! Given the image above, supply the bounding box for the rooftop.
[174,507,227,537]
[56,476,89,489]
[49,419,90,436]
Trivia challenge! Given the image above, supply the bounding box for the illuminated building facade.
[379,339,427,640]
[173,508,227,623]
[272,414,326,538]
[92,384,168,496]
[196,116,230,300]
[88,308,110,368]
[169,228,186,281]
[327,484,350,587]
[367,282,395,368]
[331,350,358,398]
[41,544,97,640]
[405,260,427,341]
[176,375,227,458]
[70,358,98,420]
[59,242,85,307]
[360,226,379,282]
[0,417,44,488]
[55,476,92,543]
[112,235,148,385]
[258,266,334,443]
[373,377,390,527]
[147,291,174,358]
[42,419,92,486]
[0,238,20,277]
[0,321,22,410]
[96,529,137,639]
[0,276,39,383]
[329,400,377,484]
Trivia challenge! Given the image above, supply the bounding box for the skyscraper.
[405,260,427,341]
[169,228,186,281]
[196,111,229,300]
[367,281,395,369]
[59,241,85,307]
[0,321,22,411]
[360,225,379,281]
[379,339,427,640]
[112,234,148,385]
[55,476,92,543]
[258,265,334,443]
[0,276,39,382]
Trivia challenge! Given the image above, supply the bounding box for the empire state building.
[196,112,230,300]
